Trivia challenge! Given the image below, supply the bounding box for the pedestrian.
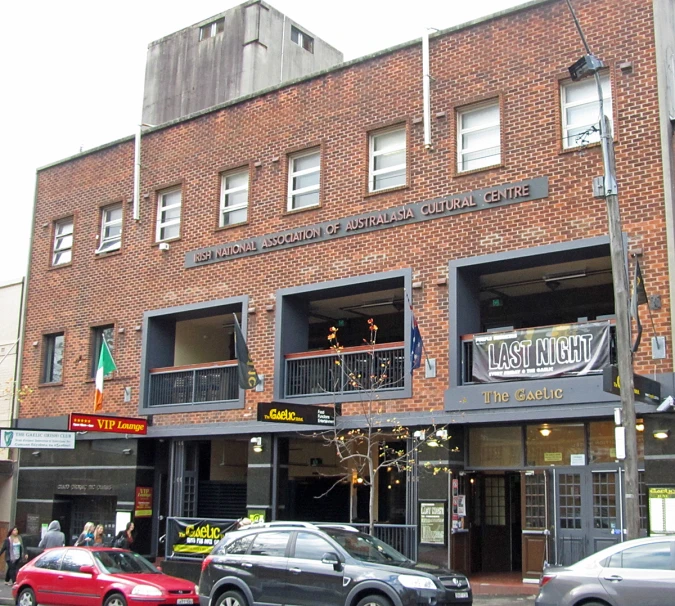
[93,524,106,545]
[0,527,27,585]
[74,522,95,546]
[38,520,66,549]
[113,522,135,549]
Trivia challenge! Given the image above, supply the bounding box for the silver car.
[535,536,675,606]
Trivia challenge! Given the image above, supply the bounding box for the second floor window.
[288,150,320,210]
[156,188,182,242]
[220,170,249,227]
[369,127,406,192]
[96,203,123,253]
[43,333,64,383]
[457,100,501,172]
[52,218,73,266]
[561,73,612,149]
[90,325,114,378]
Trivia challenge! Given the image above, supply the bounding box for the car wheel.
[17,588,36,606]
[103,592,128,606]
[356,596,393,606]
[216,589,248,606]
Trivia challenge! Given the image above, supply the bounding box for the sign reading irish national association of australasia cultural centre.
[472,321,610,383]
[186,177,548,268]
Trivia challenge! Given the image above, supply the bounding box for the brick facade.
[22,0,670,426]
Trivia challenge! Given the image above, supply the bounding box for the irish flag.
[94,339,117,412]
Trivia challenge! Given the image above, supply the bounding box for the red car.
[13,546,198,606]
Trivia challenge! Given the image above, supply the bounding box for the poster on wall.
[420,502,446,545]
[134,487,153,518]
[472,321,610,383]
[648,487,675,534]
[169,519,236,556]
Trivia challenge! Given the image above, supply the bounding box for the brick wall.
[21,0,670,425]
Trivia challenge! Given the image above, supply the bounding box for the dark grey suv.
[198,522,472,606]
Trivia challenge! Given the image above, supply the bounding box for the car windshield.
[323,529,409,564]
[93,550,160,574]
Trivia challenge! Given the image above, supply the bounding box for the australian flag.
[410,314,424,374]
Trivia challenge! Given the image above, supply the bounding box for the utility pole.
[566,0,640,540]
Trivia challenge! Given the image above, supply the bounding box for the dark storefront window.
[525,423,585,467]
[468,426,522,468]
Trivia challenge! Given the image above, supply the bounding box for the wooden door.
[521,470,550,580]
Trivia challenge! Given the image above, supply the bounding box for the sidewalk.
[0,581,12,605]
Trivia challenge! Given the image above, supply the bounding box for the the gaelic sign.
[472,321,610,383]
[257,401,336,426]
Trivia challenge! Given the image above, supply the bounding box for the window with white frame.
[561,73,612,149]
[457,100,501,172]
[220,170,249,227]
[52,217,74,266]
[156,188,182,242]
[290,25,314,53]
[96,203,123,253]
[369,127,406,192]
[200,17,224,41]
[42,332,64,383]
[288,150,320,210]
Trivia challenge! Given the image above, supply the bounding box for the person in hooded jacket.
[38,520,66,550]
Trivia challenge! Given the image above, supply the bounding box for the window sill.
[38,381,64,388]
[48,262,73,271]
[364,183,408,199]
[94,249,122,259]
[559,141,601,155]
[215,220,249,232]
[283,203,321,217]
[454,162,503,178]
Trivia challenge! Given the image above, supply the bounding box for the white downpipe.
[422,29,432,149]
[133,124,142,221]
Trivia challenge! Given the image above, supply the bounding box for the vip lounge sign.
[472,321,610,383]
[69,413,148,435]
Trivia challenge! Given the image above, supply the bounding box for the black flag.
[233,314,260,390]
[631,260,648,353]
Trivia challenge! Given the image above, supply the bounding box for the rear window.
[34,549,66,570]
[250,532,290,557]
[94,550,159,574]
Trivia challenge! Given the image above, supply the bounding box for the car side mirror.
[79,565,97,575]
[321,552,343,571]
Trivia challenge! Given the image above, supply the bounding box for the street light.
[565,0,640,541]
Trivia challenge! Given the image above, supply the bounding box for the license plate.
[177,600,194,605]
[455,592,469,599]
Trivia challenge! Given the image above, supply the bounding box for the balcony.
[284,342,405,398]
[148,361,238,407]
[460,322,617,385]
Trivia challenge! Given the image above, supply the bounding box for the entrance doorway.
[471,473,522,573]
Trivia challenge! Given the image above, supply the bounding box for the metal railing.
[148,362,238,407]
[349,523,418,561]
[284,343,405,398]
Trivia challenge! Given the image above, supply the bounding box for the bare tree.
[313,318,446,535]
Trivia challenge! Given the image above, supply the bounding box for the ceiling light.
[653,429,670,440]
[543,270,587,282]
[250,437,263,453]
[427,438,440,448]
[635,423,645,432]
[539,427,552,437]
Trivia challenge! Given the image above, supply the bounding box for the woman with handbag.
[113,522,135,550]
[0,527,27,585]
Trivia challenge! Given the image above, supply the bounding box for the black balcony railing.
[460,323,617,385]
[148,362,238,407]
[284,343,405,398]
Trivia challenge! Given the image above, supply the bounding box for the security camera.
[657,396,674,413]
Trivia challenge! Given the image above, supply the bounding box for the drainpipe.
[133,124,155,221]
[422,29,435,150]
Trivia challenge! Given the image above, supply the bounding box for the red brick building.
[15,0,675,580]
